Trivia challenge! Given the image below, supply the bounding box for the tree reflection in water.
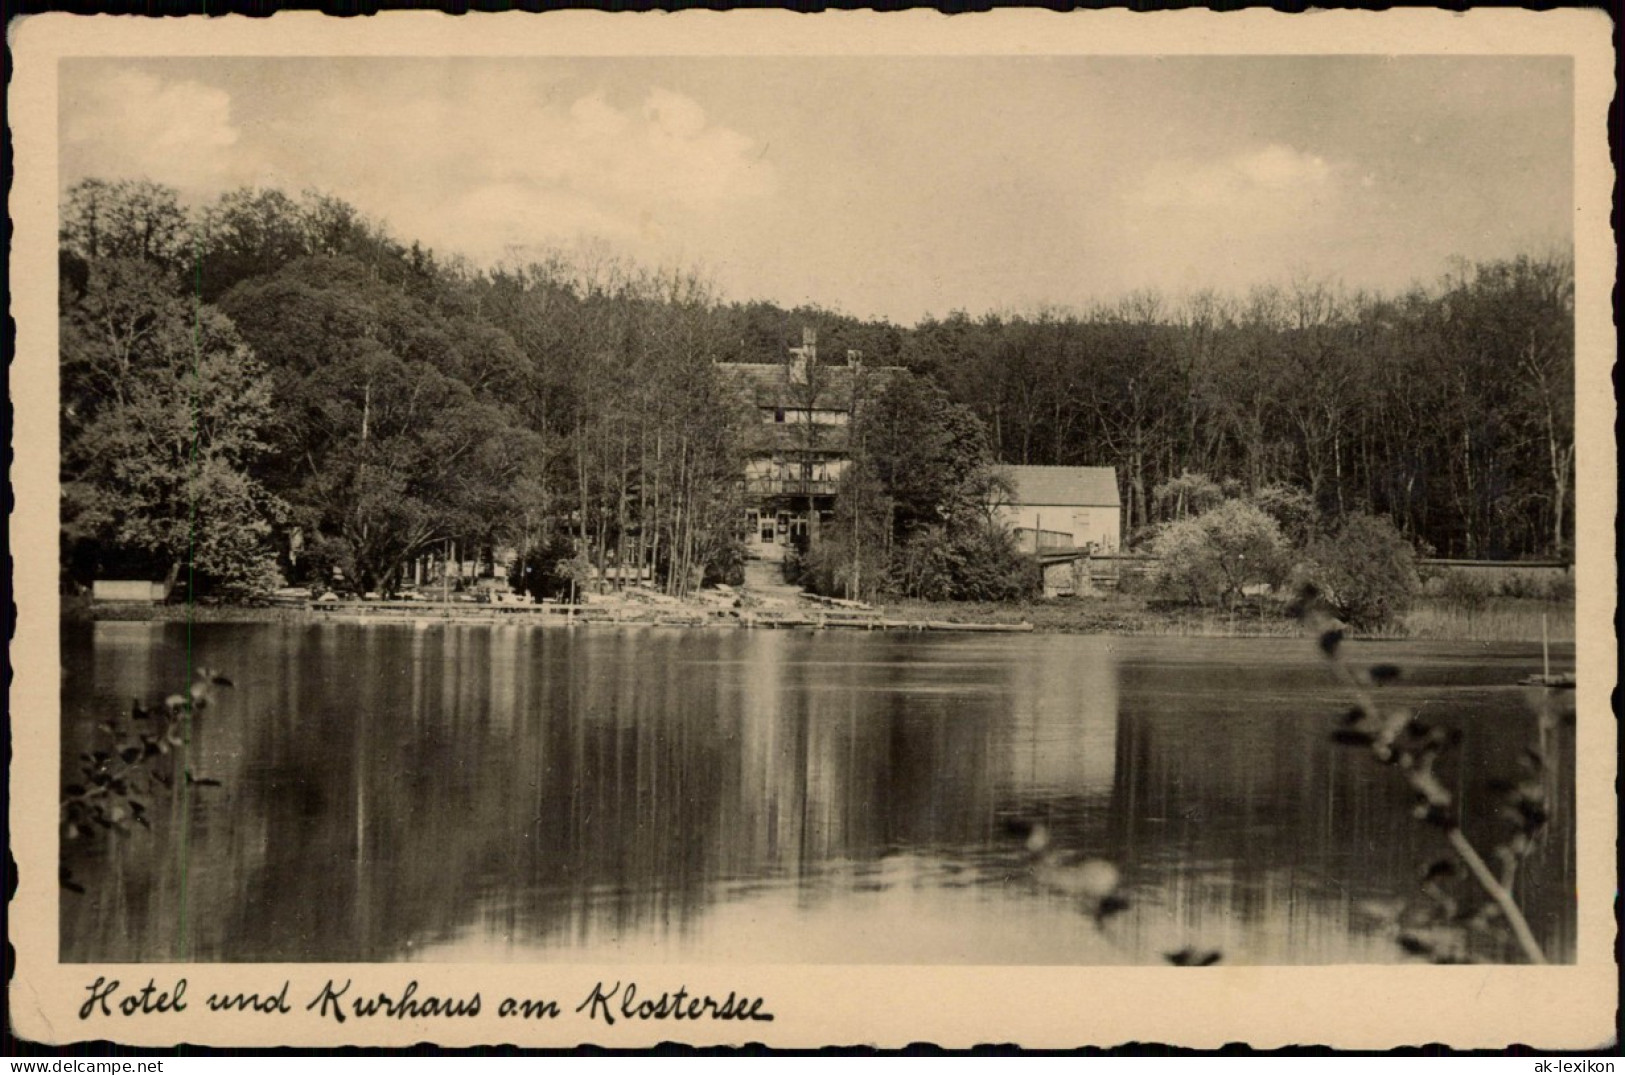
[60,623,1574,964]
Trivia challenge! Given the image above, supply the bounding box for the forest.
[58,177,1575,604]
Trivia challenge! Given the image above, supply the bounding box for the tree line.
[61,179,750,600]
[58,177,1573,603]
[907,262,1574,561]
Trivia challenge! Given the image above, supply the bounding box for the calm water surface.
[60,622,1574,964]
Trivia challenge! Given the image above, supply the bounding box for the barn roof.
[1004,465,1121,508]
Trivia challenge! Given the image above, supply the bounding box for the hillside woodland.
[60,179,1574,608]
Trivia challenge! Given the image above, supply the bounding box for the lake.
[59,621,1574,964]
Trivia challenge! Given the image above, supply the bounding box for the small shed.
[1002,466,1122,554]
[92,580,168,603]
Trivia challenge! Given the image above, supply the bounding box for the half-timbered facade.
[718,329,900,563]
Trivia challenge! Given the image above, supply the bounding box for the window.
[774,407,785,423]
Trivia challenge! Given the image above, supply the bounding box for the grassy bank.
[62,595,311,624]
[880,593,1573,641]
[64,591,1575,642]
[879,594,1301,637]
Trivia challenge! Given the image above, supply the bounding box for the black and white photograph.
[10,10,1616,1050]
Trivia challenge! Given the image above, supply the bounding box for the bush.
[1301,513,1420,631]
[1497,571,1576,602]
[1113,560,1154,596]
[511,532,581,602]
[1544,573,1577,602]
[701,534,748,589]
[1435,569,1492,609]
[1149,500,1288,607]
[1154,471,1227,521]
[1250,483,1320,546]
[297,532,357,594]
[208,555,285,603]
[950,526,1041,601]
[893,525,1039,602]
[790,533,889,602]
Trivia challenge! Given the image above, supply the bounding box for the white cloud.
[533,88,776,213]
[643,87,707,140]
[281,83,776,266]
[62,70,241,191]
[61,68,779,272]
[1110,144,1350,297]
[569,93,632,139]
[1234,144,1331,188]
[1136,144,1335,210]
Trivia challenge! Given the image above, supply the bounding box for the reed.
[1400,597,1575,642]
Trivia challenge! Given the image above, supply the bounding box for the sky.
[60,55,1573,326]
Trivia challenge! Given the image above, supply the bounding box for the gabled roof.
[1003,465,1121,508]
[717,361,900,411]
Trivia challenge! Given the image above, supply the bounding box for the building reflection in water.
[60,624,1572,965]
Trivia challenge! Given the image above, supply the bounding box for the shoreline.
[64,593,1576,643]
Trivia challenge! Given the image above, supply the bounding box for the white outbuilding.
[1001,465,1122,554]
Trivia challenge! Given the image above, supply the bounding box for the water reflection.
[60,624,1573,964]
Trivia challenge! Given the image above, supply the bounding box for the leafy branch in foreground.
[1293,584,1551,964]
[61,667,232,893]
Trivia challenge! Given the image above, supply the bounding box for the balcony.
[743,476,841,497]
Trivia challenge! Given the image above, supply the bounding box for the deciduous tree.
[61,257,284,597]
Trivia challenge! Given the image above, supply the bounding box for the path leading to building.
[742,558,805,604]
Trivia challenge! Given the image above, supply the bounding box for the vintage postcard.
[8,9,1617,1050]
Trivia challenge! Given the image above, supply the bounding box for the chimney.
[789,327,817,385]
